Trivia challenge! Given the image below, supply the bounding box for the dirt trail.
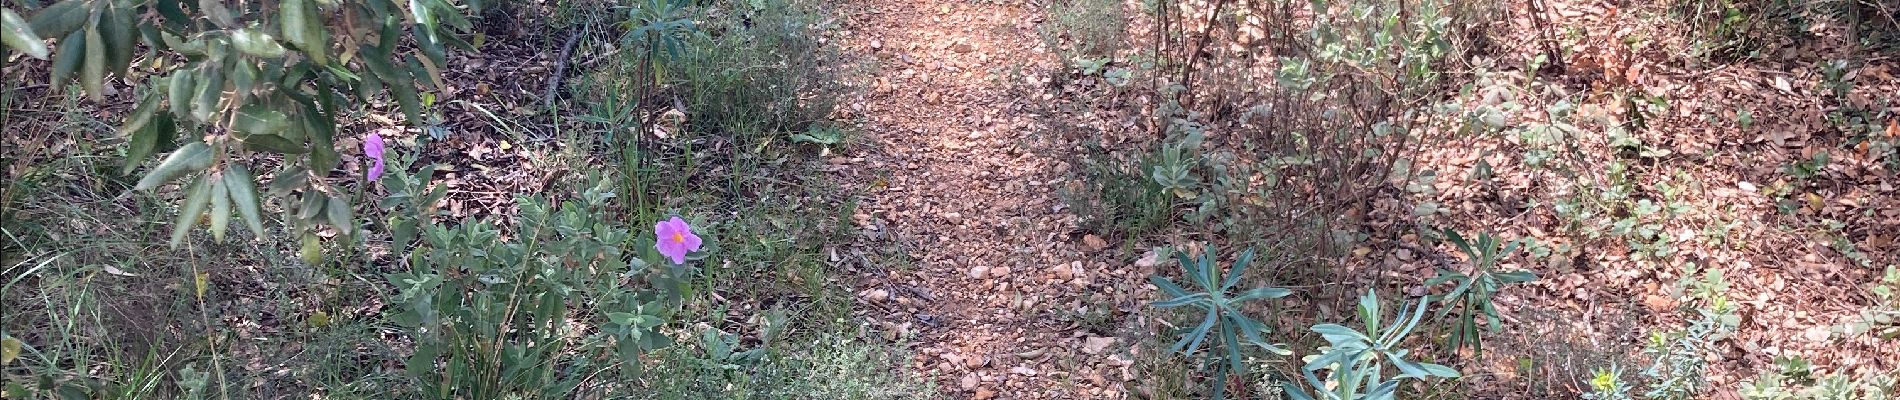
[834,0,1132,398]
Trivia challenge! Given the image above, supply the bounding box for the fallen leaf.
[102,265,139,276]
[0,335,20,364]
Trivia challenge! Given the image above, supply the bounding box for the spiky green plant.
[1149,245,1292,399]
[1427,230,1538,357]
[1286,290,1460,400]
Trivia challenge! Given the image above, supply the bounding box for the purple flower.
[364,130,387,181]
[654,216,702,265]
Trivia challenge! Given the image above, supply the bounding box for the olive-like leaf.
[231,105,288,137]
[223,164,265,237]
[168,68,194,120]
[244,134,308,154]
[169,175,213,248]
[48,28,83,86]
[325,195,352,235]
[198,0,233,27]
[122,113,174,175]
[1,8,49,60]
[265,167,306,198]
[191,66,222,123]
[296,190,323,220]
[25,1,84,38]
[119,92,160,135]
[135,142,213,191]
[391,77,424,124]
[100,4,134,77]
[303,104,339,172]
[279,0,326,65]
[210,174,230,242]
[230,28,286,58]
[80,24,104,100]
[155,0,189,29]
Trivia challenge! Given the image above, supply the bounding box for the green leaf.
[118,93,160,138]
[1311,324,1369,346]
[170,176,213,248]
[229,28,286,58]
[80,24,103,100]
[231,105,289,137]
[135,142,213,191]
[210,175,230,242]
[198,0,233,27]
[390,74,424,124]
[1495,270,1537,283]
[1174,308,1218,356]
[99,4,133,77]
[122,112,173,175]
[168,68,194,120]
[48,28,83,86]
[1151,277,1193,300]
[1231,287,1293,302]
[280,0,309,47]
[26,1,84,38]
[303,105,339,172]
[296,190,323,220]
[1,8,49,60]
[1221,322,1245,373]
[243,133,307,154]
[1415,362,1460,378]
[325,195,352,235]
[223,164,265,237]
[1222,248,1255,291]
[1151,293,1208,308]
[191,65,222,123]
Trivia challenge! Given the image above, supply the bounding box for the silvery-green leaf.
[0,9,47,59]
[135,142,213,191]
[170,176,213,248]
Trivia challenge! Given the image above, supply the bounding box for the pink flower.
[364,131,387,181]
[654,216,702,264]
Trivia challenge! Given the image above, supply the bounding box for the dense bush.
[2,0,484,251]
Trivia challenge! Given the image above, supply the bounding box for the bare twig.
[544,27,589,110]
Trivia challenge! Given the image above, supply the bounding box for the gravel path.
[832,0,1136,398]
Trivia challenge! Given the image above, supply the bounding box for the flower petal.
[682,231,702,252]
[368,159,385,182]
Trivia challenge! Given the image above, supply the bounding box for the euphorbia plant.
[1149,245,1292,399]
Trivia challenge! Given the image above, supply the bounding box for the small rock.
[943,353,965,367]
[953,42,975,53]
[1052,264,1075,280]
[961,374,980,390]
[1134,249,1163,268]
[974,389,997,399]
[1804,327,1832,342]
[1082,336,1116,355]
[965,354,986,368]
[969,265,990,279]
[1010,366,1038,376]
[1643,294,1676,313]
[1082,234,1107,251]
[991,266,1012,278]
[870,39,882,50]
[865,289,890,302]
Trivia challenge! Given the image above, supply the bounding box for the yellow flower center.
[671,233,685,243]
